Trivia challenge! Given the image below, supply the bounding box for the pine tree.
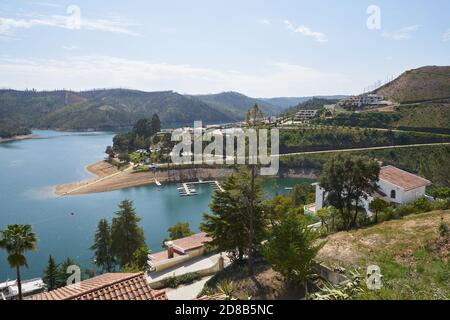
[201,167,267,264]
[111,200,146,268]
[42,255,59,291]
[90,219,115,272]
[263,212,325,291]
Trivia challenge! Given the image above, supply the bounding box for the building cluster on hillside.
[293,109,319,121]
[337,94,384,108]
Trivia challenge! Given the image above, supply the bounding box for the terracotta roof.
[149,250,182,263]
[379,166,431,191]
[170,232,212,253]
[29,273,167,300]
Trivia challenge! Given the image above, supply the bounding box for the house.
[1,278,46,300]
[148,232,212,272]
[294,109,319,121]
[338,94,384,108]
[28,272,167,300]
[313,165,431,216]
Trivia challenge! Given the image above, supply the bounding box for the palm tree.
[0,224,37,300]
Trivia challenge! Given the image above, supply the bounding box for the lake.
[0,130,313,281]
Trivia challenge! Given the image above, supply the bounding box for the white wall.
[378,179,426,204]
[315,184,325,210]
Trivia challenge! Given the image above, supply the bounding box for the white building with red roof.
[313,165,432,216]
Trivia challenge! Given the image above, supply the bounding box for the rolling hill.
[374,66,450,103]
[194,91,280,119]
[0,89,307,131]
[0,89,237,131]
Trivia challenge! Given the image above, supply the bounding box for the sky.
[0,0,449,97]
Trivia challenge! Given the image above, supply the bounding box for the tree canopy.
[110,200,147,267]
[320,154,380,230]
[201,167,268,263]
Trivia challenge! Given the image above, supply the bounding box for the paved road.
[276,142,450,157]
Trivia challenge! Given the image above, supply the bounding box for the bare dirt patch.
[316,211,450,267]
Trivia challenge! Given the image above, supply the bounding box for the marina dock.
[177,180,224,196]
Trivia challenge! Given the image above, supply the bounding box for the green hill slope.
[0,89,236,130]
[375,66,450,103]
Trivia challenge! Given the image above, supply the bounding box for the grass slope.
[375,66,450,103]
[317,210,450,299]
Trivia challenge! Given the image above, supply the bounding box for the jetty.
[177,179,224,196]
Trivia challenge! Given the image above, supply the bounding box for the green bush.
[165,272,202,288]
[410,197,433,212]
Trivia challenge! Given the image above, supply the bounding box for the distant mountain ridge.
[193,91,280,118]
[0,89,234,131]
[0,88,347,131]
[260,95,347,109]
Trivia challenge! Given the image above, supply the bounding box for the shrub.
[165,272,202,288]
[410,197,432,213]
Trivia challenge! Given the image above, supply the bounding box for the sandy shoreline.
[55,161,236,196]
[0,134,34,143]
[55,160,319,196]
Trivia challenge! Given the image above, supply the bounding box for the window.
[390,190,396,199]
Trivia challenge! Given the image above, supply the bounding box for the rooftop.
[379,165,431,191]
[29,273,167,300]
[170,232,212,253]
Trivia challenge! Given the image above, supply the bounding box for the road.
[276,142,450,157]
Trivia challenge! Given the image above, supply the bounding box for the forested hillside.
[279,127,450,153]
[0,89,235,131]
[194,92,279,118]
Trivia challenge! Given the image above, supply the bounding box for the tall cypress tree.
[90,219,115,272]
[151,114,161,136]
[42,255,59,291]
[111,200,146,268]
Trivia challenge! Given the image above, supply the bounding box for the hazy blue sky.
[0,0,449,97]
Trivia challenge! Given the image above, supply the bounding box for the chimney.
[167,241,174,259]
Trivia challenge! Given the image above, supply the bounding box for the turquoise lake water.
[0,130,312,281]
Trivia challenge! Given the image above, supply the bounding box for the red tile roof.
[149,250,182,263]
[170,232,212,253]
[379,166,431,191]
[29,273,167,300]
